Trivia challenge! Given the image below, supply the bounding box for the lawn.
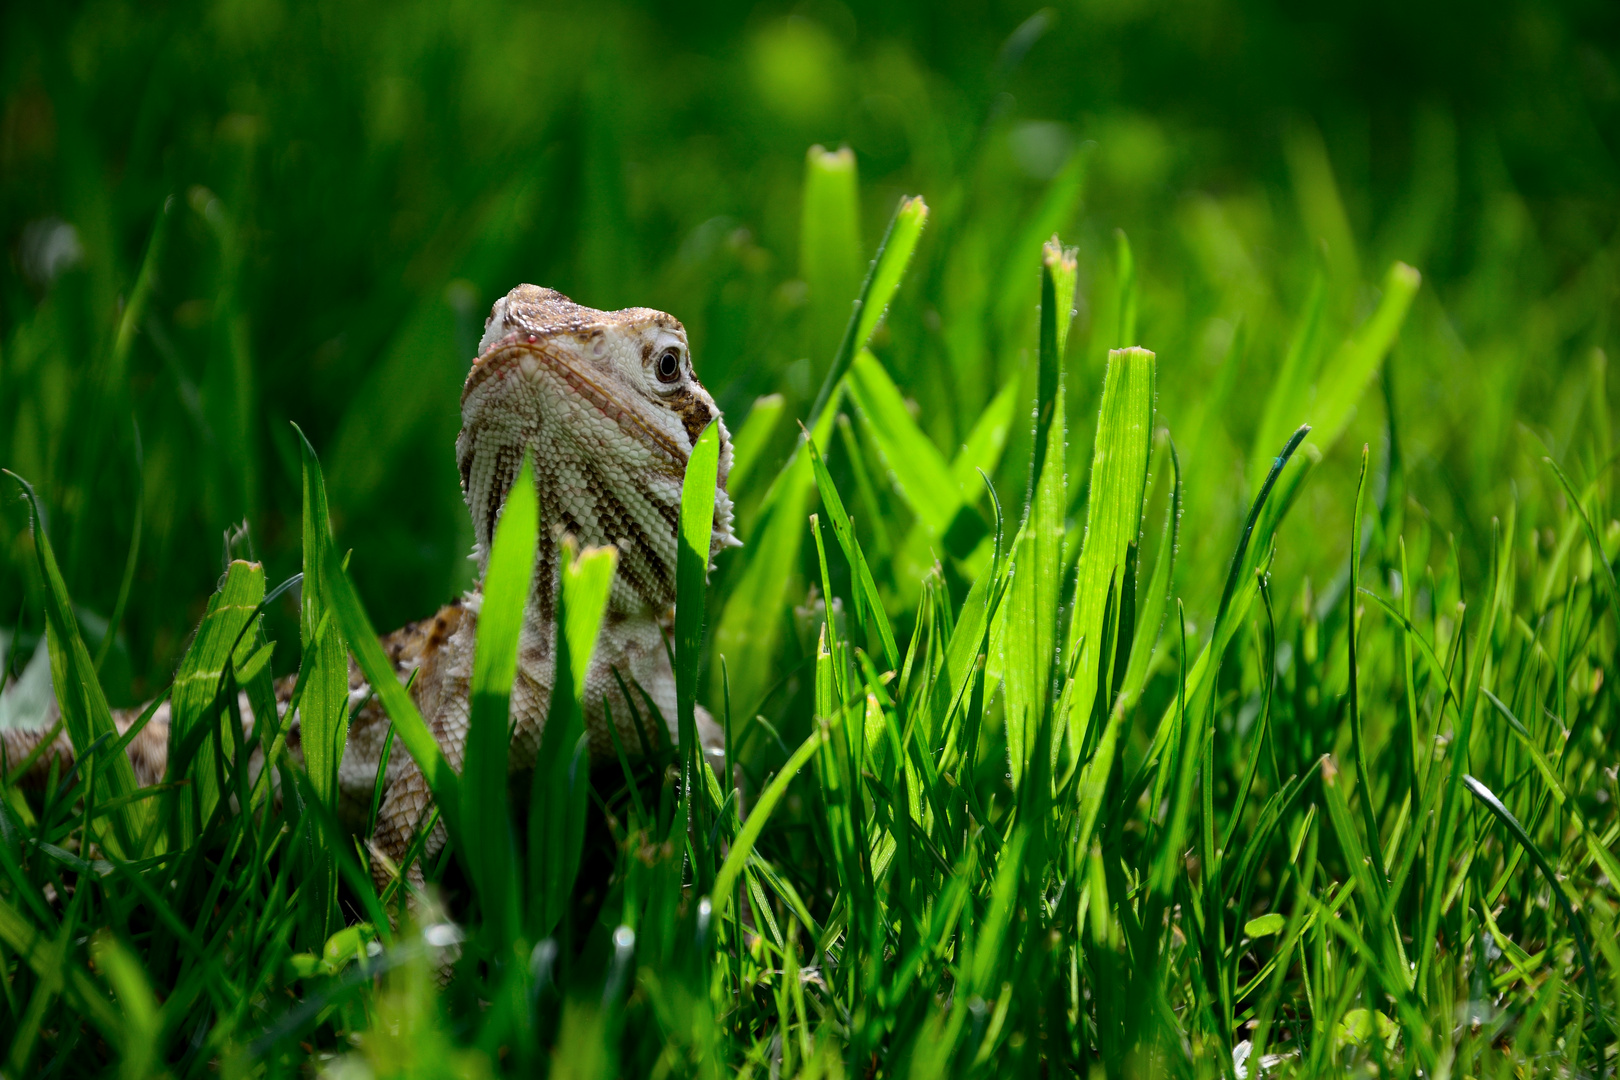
[2,1,1619,1075]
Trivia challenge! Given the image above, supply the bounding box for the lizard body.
[4,284,735,887]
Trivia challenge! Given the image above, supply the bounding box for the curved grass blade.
[806,430,897,670]
[1462,773,1608,1041]
[711,725,825,922]
[678,421,721,763]
[167,559,265,846]
[4,470,142,858]
[1545,453,1620,633]
[809,193,929,427]
[323,546,460,841]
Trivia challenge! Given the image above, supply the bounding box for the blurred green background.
[2,0,1616,705]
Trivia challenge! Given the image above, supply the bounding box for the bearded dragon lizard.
[4,284,736,887]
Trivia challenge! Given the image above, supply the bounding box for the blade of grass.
[808,192,930,427]
[1545,454,1620,633]
[1064,345,1156,758]
[711,726,825,922]
[323,547,460,841]
[807,431,897,671]
[677,420,721,888]
[167,559,264,846]
[292,424,351,813]
[464,452,537,946]
[1004,239,1073,789]
[5,470,143,859]
[1462,773,1607,1041]
[528,541,616,940]
[1347,445,1385,873]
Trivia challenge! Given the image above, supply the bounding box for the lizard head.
[458,284,736,615]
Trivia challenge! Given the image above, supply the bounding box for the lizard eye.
[656,348,682,383]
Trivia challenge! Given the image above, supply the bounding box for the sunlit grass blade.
[801,145,863,389]
[806,432,897,671]
[324,547,460,840]
[1063,345,1156,757]
[528,541,616,940]
[463,452,537,946]
[726,394,785,499]
[677,421,721,884]
[1004,239,1073,789]
[716,186,927,717]
[1306,261,1421,454]
[808,191,930,427]
[167,559,264,845]
[845,350,960,541]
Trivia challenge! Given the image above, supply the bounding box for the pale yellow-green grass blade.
[167,559,264,845]
[1062,346,1156,758]
[462,452,536,944]
[1003,239,1074,788]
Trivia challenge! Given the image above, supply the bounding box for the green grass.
[4,1,1620,1075]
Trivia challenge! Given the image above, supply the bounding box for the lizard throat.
[458,339,692,621]
[464,340,687,468]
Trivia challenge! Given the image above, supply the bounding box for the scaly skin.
[3,284,735,892]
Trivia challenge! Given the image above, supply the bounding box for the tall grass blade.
[4,471,143,858]
[1063,345,1156,757]
[464,453,537,946]
[1347,445,1384,871]
[801,146,863,391]
[1462,774,1607,1038]
[293,424,350,813]
[1004,239,1073,788]
[167,559,264,846]
[1545,454,1620,632]
[807,432,898,670]
[717,189,926,716]
[677,421,721,880]
[324,548,461,838]
[528,541,616,940]
[808,191,929,427]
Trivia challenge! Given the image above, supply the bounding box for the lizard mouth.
[464,337,686,469]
